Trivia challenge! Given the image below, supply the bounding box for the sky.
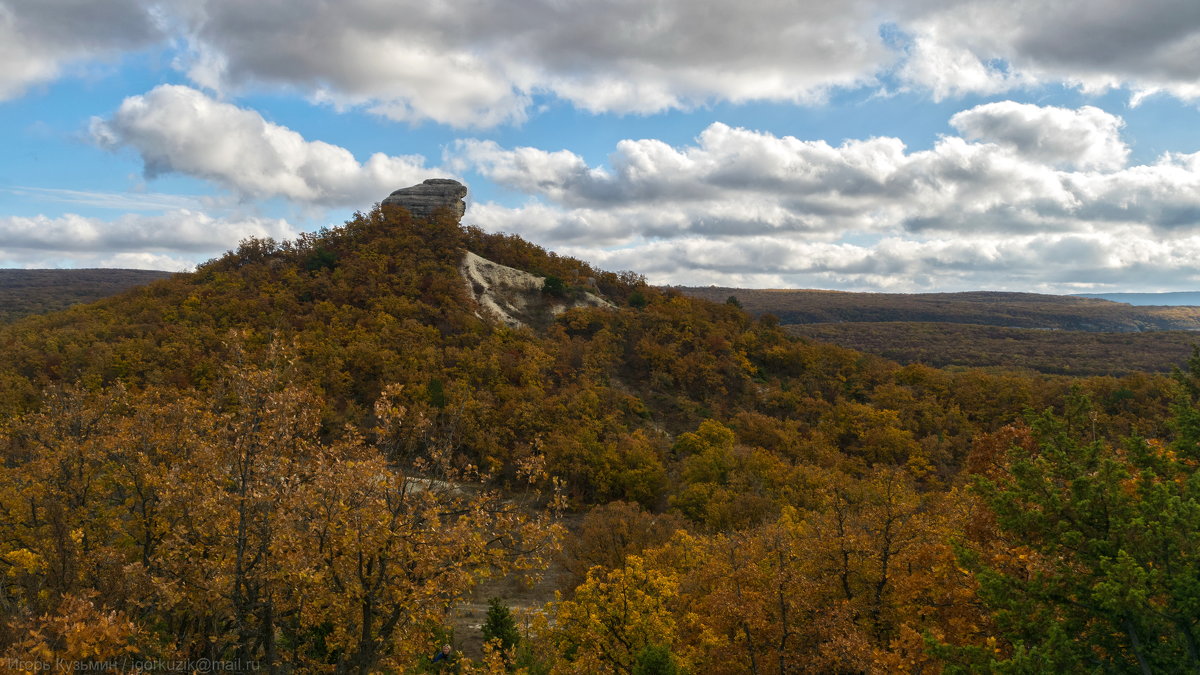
[2,0,1200,293]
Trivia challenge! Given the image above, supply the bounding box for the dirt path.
[448,556,573,660]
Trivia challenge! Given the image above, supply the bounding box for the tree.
[562,501,684,587]
[1,592,147,669]
[547,556,686,674]
[941,397,1200,673]
[482,597,521,663]
[633,645,679,675]
[542,275,567,298]
[0,357,560,674]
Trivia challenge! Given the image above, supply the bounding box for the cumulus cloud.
[949,102,1128,171]
[898,0,1200,101]
[0,210,297,255]
[4,0,1200,125]
[5,0,1200,125]
[456,126,920,216]
[166,0,1200,126]
[0,0,162,100]
[459,104,1200,240]
[455,101,1200,291]
[458,116,1080,240]
[533,229,1200,293]
[95,251,195,272]
[91,85,440,206]
[171,0,889,126]
[895,31,1033,101]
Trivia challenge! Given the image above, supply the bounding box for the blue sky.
[3,0,1200,293]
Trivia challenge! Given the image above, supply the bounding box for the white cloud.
[4,0,1200,125]
[460,104,1200,240]
[0,210,297,256]
[457,125,920,216]
[0,0,161,100]
[167,0,1200,126]
[896,31,1033,101]
[949,102,1129,171]
[97,251,194,272]
[455,101,1200,291]
[91,85,440,206]
[537,230,1200,293]
[172,0,889,127]
[5,0,1200,125]
[459,113,1084,240]
[898,0,1200,102]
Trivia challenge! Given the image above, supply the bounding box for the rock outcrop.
[381,179,613,329]
[460,251,613,329]
[382,178,468,221]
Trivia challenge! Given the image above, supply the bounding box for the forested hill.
[681,286,1200,331]
[2,198,1198,672]
[0,268,173,323]
[0,205,1121,456]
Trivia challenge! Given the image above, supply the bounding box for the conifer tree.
[482,597,521,655]
[943,394,1200,673]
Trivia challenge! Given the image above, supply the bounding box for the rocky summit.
[382,178,468,221]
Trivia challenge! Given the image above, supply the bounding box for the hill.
[789,321,1199,375]
[0,268,173,323]
[680,286,1200,331]
[681,286,1200,375]
[0,184,1196,672]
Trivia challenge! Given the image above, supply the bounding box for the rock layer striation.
[382,178,468,221]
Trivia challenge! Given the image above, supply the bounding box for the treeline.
[0,204,1197,672]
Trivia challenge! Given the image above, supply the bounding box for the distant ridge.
[1072,291,1200,307]
[678,287,1200,332]
[0,268,174,323]
[674,286,1200,375]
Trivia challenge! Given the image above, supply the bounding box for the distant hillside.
[0,268,173,323]
[680,287,1200,332]
[1074,291,1200,306]
[789,322,1199,376]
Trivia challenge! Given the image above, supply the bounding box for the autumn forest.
[2,204,1199,674]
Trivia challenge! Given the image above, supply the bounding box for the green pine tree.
[482,597,521,658]
[938,394,1200,673]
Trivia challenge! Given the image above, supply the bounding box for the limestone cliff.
[459,251,612,329]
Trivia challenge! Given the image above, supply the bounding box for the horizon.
[3,1,1200,294]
